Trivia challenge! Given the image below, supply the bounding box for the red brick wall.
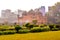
[18,11,47,24]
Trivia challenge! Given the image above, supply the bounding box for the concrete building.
[47,2,60,24]
[0,7,47,25]
[1,9,18,24]
[39,6,45,16]
[1,9,11,18]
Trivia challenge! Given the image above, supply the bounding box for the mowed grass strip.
[0,31,60,40]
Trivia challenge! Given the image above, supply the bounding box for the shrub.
[8,31,16,34]
[25,23,30,29]
[49,24,55,30]
[18,29,30,34]
[22,27,27,29]
[0,29,6,31]
[52,28,59,31]
[33,24,39,27]
[0,31,3,35]
[55,25,60,29]
[28,24,34,29]
[3,31,8,35]
[40,27,50,32]
[3,31,16,35]
[30,27,50,33]
[25,23,34,29]
[30,27,41,32]
[39,24,47,27]
[15,25,22,33]
[0,31,16,35]
[25,23,30,27]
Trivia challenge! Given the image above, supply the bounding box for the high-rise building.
[39,6,45,16]
[1,9,18,24]
[1,9,11,18]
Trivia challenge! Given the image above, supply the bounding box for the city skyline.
[0,0,60,17]
[0,2,60,24]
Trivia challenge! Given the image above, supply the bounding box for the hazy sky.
[0,0,60,16]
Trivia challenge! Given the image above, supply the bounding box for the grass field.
[0,31,60,40]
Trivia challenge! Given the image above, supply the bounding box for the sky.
[0,0,60,16]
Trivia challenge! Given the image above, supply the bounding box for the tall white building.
[1,9,11,18]
[1,9,18,24]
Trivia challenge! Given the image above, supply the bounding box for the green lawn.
[0,31,60,40]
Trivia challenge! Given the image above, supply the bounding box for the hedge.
[18,29,30,34]
[0,31,16,35]
[30,27,50,33]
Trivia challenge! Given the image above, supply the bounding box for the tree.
[32,20,37,24]
[25,23,30,27]
[29,24,34,29]
[25,23,33,29]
